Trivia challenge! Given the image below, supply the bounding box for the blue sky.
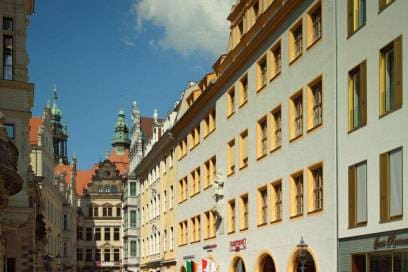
[28,0,232,169]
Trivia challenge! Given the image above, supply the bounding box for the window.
[114,227,120,241]
[163,190,167,212]
[85,249,92,262]
[289,21,303,63]
[189,125,200,150]
[178,220,188,246]
[290,172,304,217]
[178,138,187,160]
[130,240,137,257]
[380,36,403,115]
[239,74,248,107]
[204,210,216,239]
[257,55,268,91]
[169,185,174,209]
[348,61,367,131]
[95,227,101,241]
[270,106,282,151]
[227,139,236,175]
[239,130,248,169]
[104,227,111,241]
[77,248,83,262]
[63,215,68,230]
[257,116,268,158]
[104,249,110,262]
[270,41,281,79]
[227,200,236,233]
[130,182,137,196]
[178,177,188,203]
[257,186,268,226]
[240,194,249,230]
[4,123,15,139]
[93,206,99,217]
[3,35,14,80]
[95,249,101,262]
[307,2,322,47]
[379,0,395,11]
[347,0,366,36]
[77,227,83,240]
[189,167,200,196]
[116,207,121,217]
[307,77,323,130]
[204,156,216,188]
[170,227,174,251]
[3,17,13,32]
[203,109,216,137]
[308,163,323,212]
[349,161,367,228]
[190,215,201,243]
[114,249,120,262]
[270,180,283,222]
[352,254,366,272]
[227,88,235,117]
[289,91,303,140]
[380,147,403,222]
[86,228,92,241]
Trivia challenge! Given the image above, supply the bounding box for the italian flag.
[202,258,216,272]
[186,260,199,272]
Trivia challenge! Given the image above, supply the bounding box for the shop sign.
[183,255,196,260]
[374,234,408,250]
[229,238,247,252]
[203,244,217,252]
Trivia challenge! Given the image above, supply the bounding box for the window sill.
[347,123,366,134]
[270,145,281,154]
[270,218,282,224]
[290,213,303,220]
[227,170,235,177]
[178,199,187,205]
[190,240,201,244]
[289,53,302,66]
[348,222,367,229]
[203,128,215,140]
[227,230,236,235]
[239,100,248,109]
[227,111,235,119]
[306,36,322,51]
[203,184,212,191]
[289,133,303,143]
[379,106,401,119]
[307,208,323,215]
[379,215,403,224]
[189,192,200,198]
[257,222,268,228]
[378,0,396,14]
[239,227,249,232]
[256,84,267,93]
[256,153,267,161]
[239,163,248,171]
[270,71,281,82]
[347,23,366,40]
[307,123,323,134]
[204,236,216,241]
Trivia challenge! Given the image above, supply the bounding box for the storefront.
[339,229,408,272]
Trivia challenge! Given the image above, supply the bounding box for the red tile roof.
[55,163,72,184]
[29,117,43,145]
[76,169,95,196]
[141,117,154,141]
[108,149,129,175]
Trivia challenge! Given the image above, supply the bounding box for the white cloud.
[132,0,235,56]
[123,39,135,47]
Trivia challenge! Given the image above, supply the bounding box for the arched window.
[180,267,186,272]
[260,254,276,272]
[233,257,246,272]
[295,251,316,272]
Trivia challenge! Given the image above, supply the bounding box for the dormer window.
[253,1,260,19]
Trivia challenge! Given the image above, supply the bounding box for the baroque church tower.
[50,85,69,165]
[112,108,131,155]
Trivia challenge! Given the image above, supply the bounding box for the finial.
[53,84,58,101]
[72,152,77,161]
[153,109,158,122]
[46,100,51,109]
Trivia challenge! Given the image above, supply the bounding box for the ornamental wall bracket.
[212,169,225,218]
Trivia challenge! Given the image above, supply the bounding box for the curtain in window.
[389,149,403,217]
[356,163,367,223]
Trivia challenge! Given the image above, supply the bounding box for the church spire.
[112,108,130,155]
